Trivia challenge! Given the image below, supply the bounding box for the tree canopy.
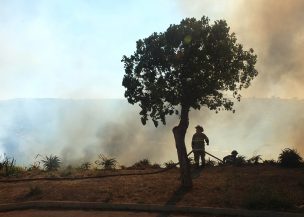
[122,16,258,127]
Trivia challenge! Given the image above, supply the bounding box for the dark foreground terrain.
[0,165,303,216]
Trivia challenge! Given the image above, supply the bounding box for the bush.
[164,160,177,168]
[151,163,161,169]
[278,148,303,168]
[235,155,247,166]
[41,155,61,171]
[129,159,152,169]
[0,154,23,176]
[247,155,262,165]
[95,154,117,170]
[79,162,91,170]
[60,165,74,177]
[263,159,277,166]
[27,162,41,171]
[206,158,217,167]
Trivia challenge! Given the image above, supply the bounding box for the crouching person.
[223,150,238,164]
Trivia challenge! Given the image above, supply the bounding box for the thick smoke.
[180,0,304,98]
[232,0,304,99]
[178,0,304,157]
[1,99,303,167]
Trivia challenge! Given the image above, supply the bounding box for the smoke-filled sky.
[0,0,304,165]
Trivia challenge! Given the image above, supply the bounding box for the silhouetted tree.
[122,16,258,188]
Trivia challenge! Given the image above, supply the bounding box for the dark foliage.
[122,16,258,127]
[247,155,263,165]
[164,160,177,168]
[128,159,157,170]
[278,148,303,168]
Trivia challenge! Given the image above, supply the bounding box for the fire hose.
[189,149,224,163]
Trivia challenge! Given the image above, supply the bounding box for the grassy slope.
[0,165,303,212]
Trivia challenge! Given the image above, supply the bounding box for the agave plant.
[278,148,303,168]
[95,154,117,170]
[41,155,61,171]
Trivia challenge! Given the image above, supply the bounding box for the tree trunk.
[172,105,192,189]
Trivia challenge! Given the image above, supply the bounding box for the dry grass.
[0,165,303,212]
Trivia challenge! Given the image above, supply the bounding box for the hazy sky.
[1,0,303,99]
[0,0,182,99]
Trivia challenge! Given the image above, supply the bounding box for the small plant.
[234,155,247,166]
[0,154,19,176]
[206,158,217,167]
[164,160,177,168]
[95,154,117,170]
[27,154,42,172]
[60,165,73,177]
[263,159,277,166]
[129,159,153,170]
[41,155,61,171]
[151,163,161,169]
[247,155,262,165]
[278,148,303,168]
[79,162,91,170]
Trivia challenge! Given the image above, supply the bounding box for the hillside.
[0,165,303,214]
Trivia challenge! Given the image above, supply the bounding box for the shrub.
[60,165,74,177]
[151,163,161,169]
[129,159,152,169]
[95,154,117,170]
[0,154,21,176]
[41,155,61,171]
[79,162,91,170]
[206,158,217,167]
[263,159,277,166]
[235,155,247,166]
[247,155,263,165]
[164,160,177,168]
[278,148,303,168]
[27,162,41,171]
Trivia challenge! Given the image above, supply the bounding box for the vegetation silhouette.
[122,16,258,188]
[278,148,303,168]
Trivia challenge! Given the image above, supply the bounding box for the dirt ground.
[0,165,303,216]
[0,210,219,217]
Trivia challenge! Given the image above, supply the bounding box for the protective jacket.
[192,132,209,150]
